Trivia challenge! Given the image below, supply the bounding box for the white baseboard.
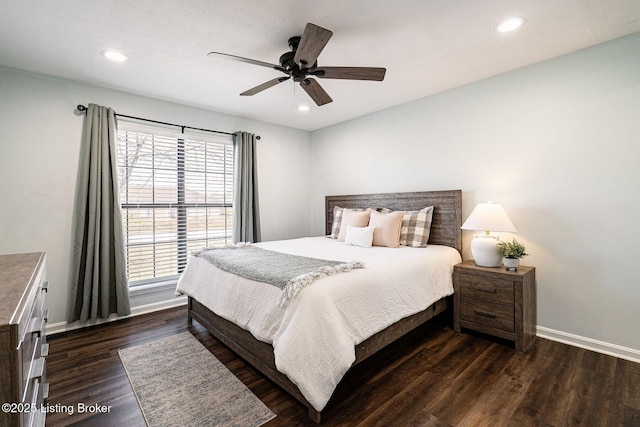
[46,296,188,336]
[537,326,640,364]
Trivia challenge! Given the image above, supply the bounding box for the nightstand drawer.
[460,298,515,332]
[459,274,513,306]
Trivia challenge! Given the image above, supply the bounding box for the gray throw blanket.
[194,244,364,305]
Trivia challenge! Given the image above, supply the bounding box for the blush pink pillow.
[368,210,405,248]
[337,209,372,241]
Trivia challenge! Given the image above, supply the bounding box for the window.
[117,123,234,285]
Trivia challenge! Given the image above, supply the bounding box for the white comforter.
[176,236,461,411]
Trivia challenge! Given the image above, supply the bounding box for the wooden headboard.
[325,190,462,253]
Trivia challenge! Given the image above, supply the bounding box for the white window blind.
[116,123,234,285]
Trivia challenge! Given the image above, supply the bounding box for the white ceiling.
[1,0,639,131]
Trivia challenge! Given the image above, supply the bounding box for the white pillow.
[344,225,374,248]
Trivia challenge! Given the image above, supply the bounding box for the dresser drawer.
[460,298,515,332]
[33,283,47,322]
[15,275,45,349]
[20,331,38,402]
[23,376,45,427]
[459,274,514,306]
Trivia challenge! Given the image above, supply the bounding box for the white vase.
[470,235,503,267]
[503,257,520,271]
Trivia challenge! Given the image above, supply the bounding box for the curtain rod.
[75,105,260,140]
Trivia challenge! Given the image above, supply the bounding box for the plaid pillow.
[329,206,344,238]
[399,206,434,247]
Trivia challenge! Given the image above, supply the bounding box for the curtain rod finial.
[75,105,88,116]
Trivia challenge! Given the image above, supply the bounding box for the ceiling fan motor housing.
[279,51,296,71]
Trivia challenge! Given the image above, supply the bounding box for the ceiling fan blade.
[208,51,283,71]
[293,23,333,68]
[240,77,291,96]
[300,78,333,106]
[314,66,386,81]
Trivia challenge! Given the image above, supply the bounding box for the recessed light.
[102,50,128,62]
[495,16,526,33]
[297,105,310,112]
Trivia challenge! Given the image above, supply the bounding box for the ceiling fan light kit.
[208,23,386,106]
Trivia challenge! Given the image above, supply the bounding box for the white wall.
[2,32,639,358]
[0,66,311,325]
[309,33,640,355]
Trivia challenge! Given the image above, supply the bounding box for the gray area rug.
[118,332,276,427]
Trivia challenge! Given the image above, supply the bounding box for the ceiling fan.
[208,23,386,106]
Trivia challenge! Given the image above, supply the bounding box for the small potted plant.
[496,238,528,271]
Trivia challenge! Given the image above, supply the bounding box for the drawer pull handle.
[42,382,50,401]
[474,309,497,319]
[43,309,49,322]
[28,317,44,335]
[41,343,49,357]
[30,357,45,380]
[42,281,48,292]
[476,286,496,293]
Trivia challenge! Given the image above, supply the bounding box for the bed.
[179,190,462,423]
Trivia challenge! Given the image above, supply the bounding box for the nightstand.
[453,260,536,351]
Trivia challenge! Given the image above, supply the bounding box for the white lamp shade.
[461,203,517,233]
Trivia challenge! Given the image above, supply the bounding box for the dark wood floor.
[45,306,640,426]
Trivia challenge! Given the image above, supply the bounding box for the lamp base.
[471,235,503,267]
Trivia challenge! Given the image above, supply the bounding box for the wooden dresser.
[0,252,48,427]
[453,260,536,352]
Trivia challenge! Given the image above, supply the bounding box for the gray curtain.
[233,131,261,243]
[69,103,130,323]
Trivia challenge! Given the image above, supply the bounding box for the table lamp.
[461,202,516,267]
